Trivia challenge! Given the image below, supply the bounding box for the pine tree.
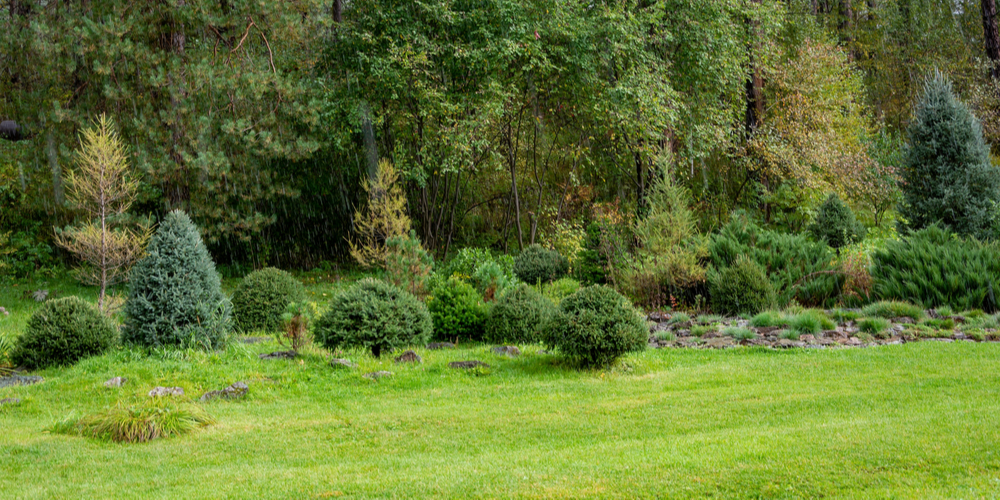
[809,193,866,251]
[901,72,1000,238]
[123,210,230,349]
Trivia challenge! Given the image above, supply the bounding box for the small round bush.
[429,277,488,341]
[709,256,776,315]
[232,267,306,333]
[11,297,117,369]
[513,244,569,284]
[484,284,555,344]
[314,279,432,357]
[542,285,647,367]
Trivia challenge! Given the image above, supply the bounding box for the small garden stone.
[394,350,421,364]
[104,377,127,388]
[148,386,184,397]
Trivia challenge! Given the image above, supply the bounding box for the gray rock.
[704,337,735,349]
[449,361,490,369]
[394,350,422,364]
[0,375,43,388]
[148,386,184,397]
[363,371,394,380]
[647,311,670,322]
[240,336,272,344]
[199,381,249,402]
[0,306,8,316]
[491,346,521,357]
[259,350,297,360]
[329,358,357,369]
[104,377,127,388]
[893,317,915,324]
[0,398,20,406]
[426,342,456,350]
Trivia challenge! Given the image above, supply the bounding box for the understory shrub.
[709,215,843,307]
[470,261,516,301]
[542,285,647,367]
[870,226,1000,311]
[441,247,517,300]
[708,255,776,315]
[123,210,231,349]
[573,222,608,285]
[542,278,582,303]
[428,278,488,341]
[513,244,569,284]
[484,284,555,344]
[809,193,866,250]
[314,278,432,357]
[861,300,924,320]
[385,231,434,300]
[54,399,214,443]
[11,296,117,369]
[232,267,305,333]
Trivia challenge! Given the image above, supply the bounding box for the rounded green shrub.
[123,211,231,349]
[709,255,776,315]
[513,244,569,284]
[314,278,432,357]
[484,284,555,344]
[428,277,488,341]
[809,193,866,250]
[541,285,647,367]
[11,297,117,369]
[232,267,306,333]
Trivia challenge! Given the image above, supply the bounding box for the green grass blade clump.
[749,311,785,328]
[861,301,924,320]
[722,326,756,341]
[54,399,214,444]
[858,317,892,338]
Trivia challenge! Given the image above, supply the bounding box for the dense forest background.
[3,0,1000,272]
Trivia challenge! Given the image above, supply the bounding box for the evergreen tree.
[809,193,866,250]
[123,210,230,349]
[901,72,1000,239]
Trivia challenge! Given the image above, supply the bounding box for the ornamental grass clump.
[858,317,892,338]
[861,300,924,321]
[542,285,647,367]
[232,267,305,333]
[749,310,785,328]
[11,296,118,369]
[314,278,432,358]
[54,398,214,444]
[123,210,231,349]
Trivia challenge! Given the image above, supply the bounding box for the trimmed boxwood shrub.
[314,278,432,357]
[709,255,776,316]
[484,284,555,344]
[513,244,569,284]
[428,277,488,341]
[123,210,231,349]
[11,297,117,369]
[541,285,646,367]
[232,267,305,333]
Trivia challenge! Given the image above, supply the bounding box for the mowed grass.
[3,275,1000,497]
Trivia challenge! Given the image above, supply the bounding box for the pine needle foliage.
[708,255,777,316]
[53,114,151,313]
[870,225,1000,311]
[123,210,231,349]
[809,193,866,250]
[484,284,555,344]
[11,297,117,369]
[384,230,434,300]
[349,159,411,268]
[709,214,842,307]
[314,278,432,358]
[541,285,647,368]
[901,72,1000,239]
[232,267,306,333]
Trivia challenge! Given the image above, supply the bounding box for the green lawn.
[3,276,1000,498]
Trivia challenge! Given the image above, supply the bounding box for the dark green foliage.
[123,210,231,349]
[858,317,892,338]
[541,285,647,367]
[385,231,434,299]
[708,256,776,316]
[749,311,785,327]
[786,310,835,335]
[314,279,432,357]
[809,194,866,249]
[428,278,489,341]
[901,73,1000,239]
[11,297,117,369]
[573,222,608,285]
[542,278,582,303]
[484,284,555,344]
[513,244,569,284]
[870,226,1000,311]
[231,268,306,333]
[709,215,842,307]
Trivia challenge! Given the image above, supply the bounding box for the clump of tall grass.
[861,301,924,321]
[52,399,214,443]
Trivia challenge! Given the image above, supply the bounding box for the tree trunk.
[840,0,854,59]
[983,0,1000,79]
[333,0,343,23]
[507,122,524,252]
[47,130,63,208]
